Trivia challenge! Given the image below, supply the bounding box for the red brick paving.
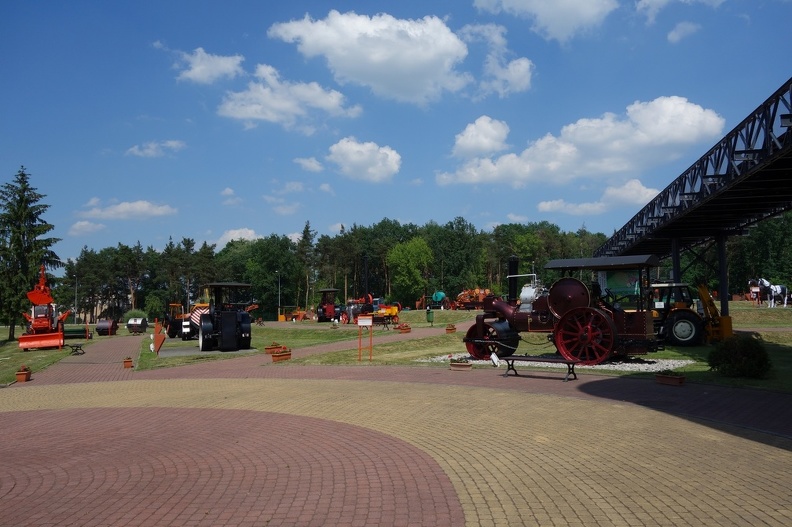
[3,328,792,526]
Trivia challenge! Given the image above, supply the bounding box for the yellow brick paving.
[2,378,790,526]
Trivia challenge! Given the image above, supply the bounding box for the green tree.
[387,237,434,303]
[0,167,61,339]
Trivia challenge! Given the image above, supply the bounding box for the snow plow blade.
[18,333,64,350]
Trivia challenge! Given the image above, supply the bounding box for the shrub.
[707,333,772,378]
[122,309,148,324]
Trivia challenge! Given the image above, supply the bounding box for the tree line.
[3,166,792,336]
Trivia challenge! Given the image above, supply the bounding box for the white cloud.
[269,10,471,105]
[474,0,619,42]
[221,187,242,206]
[537,179,659,216]
[459,24,534,99]
[216,228,260,248]
[319,183,335,195]
[125,140,186,158]
[506,213,529,223]
[175,47,244,84]
[452,115,510,158]
[637,0,726,24]
[280,182,304,193]
[79,200,178,220]
[263,195,300,215]
[326,137,401,183]
[294,157,323,172]
[438,95,724,187]
[68,220,105,236]
[667,21,701,43]
[218,64,361,133]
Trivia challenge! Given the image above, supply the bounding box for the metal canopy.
[595,77,792,258]
[545,254,660,271]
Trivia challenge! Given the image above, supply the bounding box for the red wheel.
[340,312,349,325]
[464,320,518,360]
[553,307,616,365]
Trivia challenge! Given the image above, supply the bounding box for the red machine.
[19,265,71,350]
[463,255,661,365]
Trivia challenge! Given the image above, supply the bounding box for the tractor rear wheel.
[198,315,215,351]
[665,311,703,346]
[554,307,616,365]
[464,320,519,360]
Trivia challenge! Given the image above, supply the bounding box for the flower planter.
[265,343,287,354]
[272,351,292,362]
[15,370,31,383]
[655,373,685,386]
[449,362,472,371]
[399,327,411,334]
[445,327,456,334]
[123,359,133,369]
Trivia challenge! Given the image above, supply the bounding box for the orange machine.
[18,265,70,350]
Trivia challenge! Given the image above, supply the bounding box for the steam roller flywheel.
[547,277,590,318]
[553,307,616,365]
[464,319,519,360]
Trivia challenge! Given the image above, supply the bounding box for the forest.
[3,166,792,329]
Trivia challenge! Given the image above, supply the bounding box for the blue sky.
[2,0,790,264]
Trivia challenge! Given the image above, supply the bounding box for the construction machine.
[18,265,71,350]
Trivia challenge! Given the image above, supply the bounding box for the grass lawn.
[2,301,791,392]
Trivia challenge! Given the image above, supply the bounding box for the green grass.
[3,302,792,392]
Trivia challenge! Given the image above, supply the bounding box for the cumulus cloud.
[474,0,619,42]
[438,95,724,188]
[452,115,510,158]
[218,64,361,133]
[326,137,401,183]
[668,21,701,43]
[79,200,178,220]
[294,157,323,172]
[125,140,186,158]
[268,10,471,104]
[637,0,725,24]
[537,179,660,216]
[459,24,533,99]
[68,220,105,236]
[175,47,244,84]
[216,228,260,248]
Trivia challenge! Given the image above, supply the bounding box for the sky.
[1,0,791,266]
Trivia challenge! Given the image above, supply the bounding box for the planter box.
[399,328,411,334]
[15,370,31,383]
[655,374,685,386]
[123,359,133,368]
[272,352,291,362]
[445,327,456,334]
[265,345,286,354]
[450,362,472,371]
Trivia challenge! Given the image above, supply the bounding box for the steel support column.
[717,234,729,316]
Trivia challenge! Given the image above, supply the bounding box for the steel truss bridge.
[593,77,792,314]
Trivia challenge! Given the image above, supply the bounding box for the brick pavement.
[1,330,791,526]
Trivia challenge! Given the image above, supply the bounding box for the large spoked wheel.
[665,311,703,346]
[554,307,616,365]
[464,320,519,360]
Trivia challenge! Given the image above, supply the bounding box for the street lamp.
[276,271,281,318]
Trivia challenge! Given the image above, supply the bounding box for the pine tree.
[0,167,61,340]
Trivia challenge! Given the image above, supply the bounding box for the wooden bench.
[495,354,580,381]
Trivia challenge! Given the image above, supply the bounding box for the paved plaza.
[1,328,791,526]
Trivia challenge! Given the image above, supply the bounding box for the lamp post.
[276,271,281,319]
[74,277,78,324]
